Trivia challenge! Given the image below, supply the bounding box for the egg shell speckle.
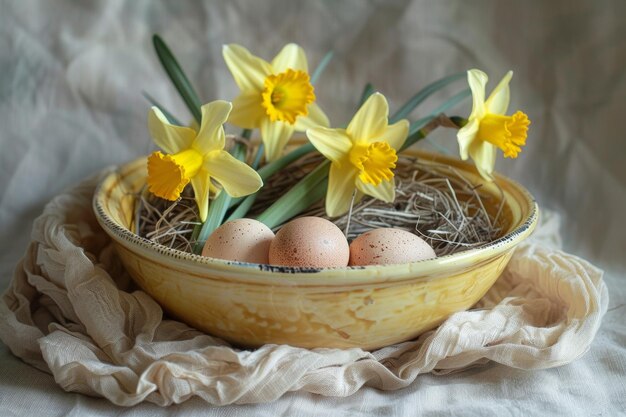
[269,217,349,268]
[349,228,436,266]
[202,219,274,264]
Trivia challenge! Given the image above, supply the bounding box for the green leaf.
[265,177,328,229]
[310,50,334,85]
[141,92,183,126]
[226,142,317,220]
[153,34,203,124]
[257,143,315,180]
[225,192,258,223]
[389,72,465,123]
[408,115,436,137]
[432,88,471,116]
[256,161,330,229]
[401,88,471,151]
[358,83,375,107]
[227,142,316,209]
[223,144,265,223]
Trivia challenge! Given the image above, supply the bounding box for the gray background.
[1,0,625,415]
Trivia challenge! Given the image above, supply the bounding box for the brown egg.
[202,219,274,264]
[269,217,349,268]
[349,228,436,266]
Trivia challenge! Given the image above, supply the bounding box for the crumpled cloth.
[0,171,609,407]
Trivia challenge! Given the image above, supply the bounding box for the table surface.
[1,290,625,416]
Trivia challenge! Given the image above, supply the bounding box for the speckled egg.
[269,217,350,268]
[202,219,274,264]
[349,228,436,266]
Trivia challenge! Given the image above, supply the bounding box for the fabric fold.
[0,172,608,406]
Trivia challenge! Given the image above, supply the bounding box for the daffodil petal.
[294,102,330,131]
[485,71,513,115]
[456,118,480,160]
[356,178,395,203]
[203,150,263,197]
[347,92,388,142]
[223,44,272,92]
[367,119,409,150]
[271,43,308,73]
[467,69,488,120]
[148,107,196,154]
[229,92,265,129]
[306,127,352,164]
[326,161,358,217]
[468,140,497,181]
[190,169,211,222]
[260,118,295,162]
[193,101,232,154]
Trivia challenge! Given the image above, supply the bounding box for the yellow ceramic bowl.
[93,150,538,350]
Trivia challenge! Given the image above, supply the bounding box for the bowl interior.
[93,149,538,283]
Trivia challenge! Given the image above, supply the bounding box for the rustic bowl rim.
[93,150,538,284]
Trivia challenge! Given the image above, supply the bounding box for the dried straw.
[137,187,201,253]
[137,154,504,257]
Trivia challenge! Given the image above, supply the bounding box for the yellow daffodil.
[146,100,263,222]
[223,43,330,162]
[457,69,531,180]
[306,93,409,217]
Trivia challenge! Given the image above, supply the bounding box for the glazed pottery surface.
[93,150,538,350]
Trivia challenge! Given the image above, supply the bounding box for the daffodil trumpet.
[146,101,263,223]
[457,69,530,180]
[305,93,409,217]
[223,43,330,162]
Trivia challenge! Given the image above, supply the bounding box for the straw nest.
[136,145,504,257]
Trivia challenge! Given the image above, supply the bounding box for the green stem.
[251,143,265,170]
[256,161,330,229]
[401,115,467,152]
[401,89,470,151]
[142,92,183,126]
[449,116,468,128]
[226,142,316,211]
[190,223,202,245]
[193,130,251,253]
[257,143,315,180]
[225,143,266,222]
[310,50,334,85]
[389,72,464,123]
[225,192,259,222]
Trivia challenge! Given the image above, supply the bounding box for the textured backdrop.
[0,1,624,415]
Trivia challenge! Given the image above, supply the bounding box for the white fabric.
[0,172,610,406]
[0,0,625,415]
